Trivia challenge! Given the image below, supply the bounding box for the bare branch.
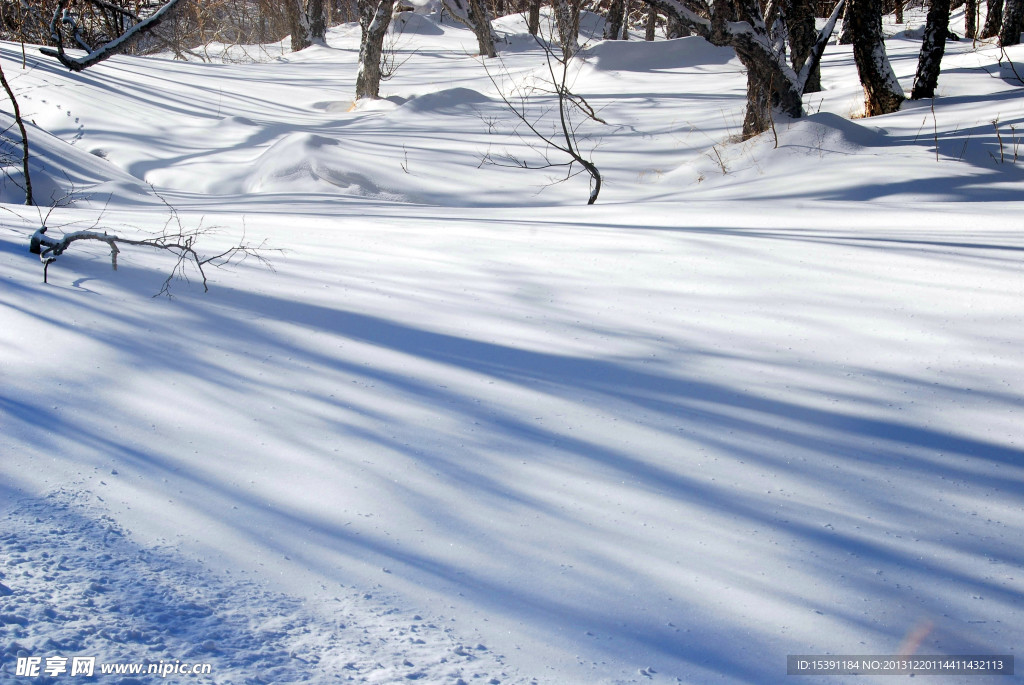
[479,27,605,204]
[29,217,276,296]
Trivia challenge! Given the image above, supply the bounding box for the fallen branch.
[29,222,274,296]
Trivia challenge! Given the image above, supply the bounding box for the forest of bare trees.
[1,0,1022,139]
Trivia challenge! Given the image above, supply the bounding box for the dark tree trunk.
[645,7,657,40]
[0,61,31,205]
[724,0,805,138]
[641,0,845,137]
[528,0,540,35]
[355,0,396,99]
[839,0,855,43]
[308,0,327,41]
[965,0,977,37]
[1000,0,1024,45]
[468,0,497,57]
[848,0,904,115]
[911,0,950,98]
[666,14,690,37]
[288,0,313,51]
[894,0,903,23]
[788,0,821,93]
[604,0,627,39]
[443,0,498,56]
[982,0,1003,37]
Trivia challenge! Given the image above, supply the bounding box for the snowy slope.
[1,8,1023,685]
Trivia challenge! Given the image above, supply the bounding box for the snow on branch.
[40,0,187,72]
[29,215,275,297]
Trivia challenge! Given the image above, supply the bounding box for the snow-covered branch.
[41,0,187,72]
[29,222,275,296]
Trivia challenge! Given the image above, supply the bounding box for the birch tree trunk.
[355,0,396,100]
[788,0,821,93]
[308,0,327,42]
[554,0,580,58]
[605,0,627,39]
[839,0,855,43]
[982,0,1003,37]
[911,0,950,99]
[443,0,498,57]
[468,0,498,57]
[848,0,904,115]
[1000,0,1023,45]
[287,0,313,51]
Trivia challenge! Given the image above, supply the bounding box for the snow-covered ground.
[1,8,1022,684]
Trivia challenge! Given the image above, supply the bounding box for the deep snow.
[1,7,1022,685]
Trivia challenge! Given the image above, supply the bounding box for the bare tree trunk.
[982,0,1003,37]
[641,0,844,136]
[839,0,854,43]
[554,0,579,57]
[911,0,950,98]
[1000,0,1023,45]
[605,0,627,39]
[355,0,396,99]
[308,0,327,41]
[0,60,31,205]
[645,7,657,40]
[287,0,313,50]
[788,0,820,93]
[469,0,498,56]
[894,0,903,23]
[443,0,498,56]
[848,0,904,115]
[965,0,977,37]
[528,0,541,35]
[666,13,689,38]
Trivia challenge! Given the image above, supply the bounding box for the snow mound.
[783,111,890,152]
[392,11,445,35]
[0,490,523,684]
[0,115,153,206]
[585,35,735,72]
[241,132,403,198]
[396,87,491,115]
